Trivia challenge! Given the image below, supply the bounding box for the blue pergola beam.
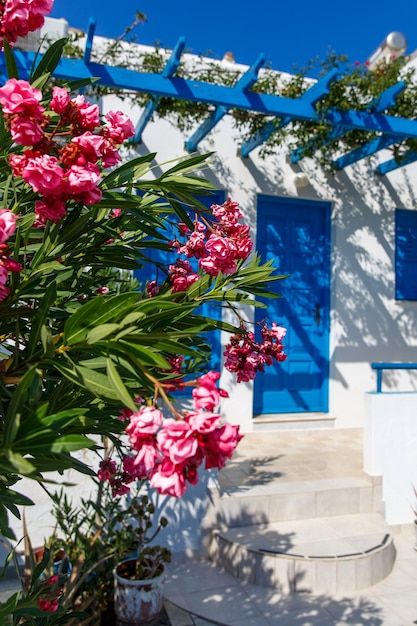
[132,36,186,144]
[292,81,407,164]
[377,150,417,175]
[333,135,396,170]
[184,54,265,152]
[240,68,340,159]
[5,51,417,141]
[83,17,96,64]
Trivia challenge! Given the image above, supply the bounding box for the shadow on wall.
[206,144,417,393]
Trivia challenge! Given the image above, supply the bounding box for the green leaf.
[160,153,213,178]
[101,153,156,189]
[3,367,38,446]
[6,451,36,474]
[86,323,120,344]
[54,362,120,401]
[31,37,68,82]
[27,281,56,358]
[51,435,95,453]
[106,358,137,411]
[64,292,139,345]
[3,40,18,79]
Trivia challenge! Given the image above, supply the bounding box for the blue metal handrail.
[371,362,417,393]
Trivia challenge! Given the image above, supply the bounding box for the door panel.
[254,196,330,415]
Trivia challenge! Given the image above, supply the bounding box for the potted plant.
[113,493,171,624]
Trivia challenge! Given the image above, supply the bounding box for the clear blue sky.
[51,0,417,75]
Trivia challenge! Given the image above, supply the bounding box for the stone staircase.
[205,477,394,594]
[201,430,396,595]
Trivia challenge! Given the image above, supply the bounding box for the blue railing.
[371,362,417,393]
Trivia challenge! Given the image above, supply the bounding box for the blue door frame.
[254,195,331,415]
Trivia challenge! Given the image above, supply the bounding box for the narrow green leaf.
[31,37,68,82]
[106,359,136,411]
[3,40,18,78]
[51,435,95,453]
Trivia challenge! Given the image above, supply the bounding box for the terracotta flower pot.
[114,558,165,625]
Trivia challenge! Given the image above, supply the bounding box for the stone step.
[208,476,384,528]
[209,513,396,594]
[253,413,336,432]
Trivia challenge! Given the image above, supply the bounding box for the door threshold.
[253,413,335,432]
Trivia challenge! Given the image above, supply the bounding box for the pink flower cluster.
[172,199,253,278]
[0,0,53,47]
[99,372,240,498]
[37,574,60,613]
[224,322,287,382]
[168,259,199,293]
[0,209,21,301]
[0,80,135,224]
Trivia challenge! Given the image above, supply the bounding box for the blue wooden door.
[134,191,225,377]
[254,196,330,415]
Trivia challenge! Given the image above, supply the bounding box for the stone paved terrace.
[164,428,417,626]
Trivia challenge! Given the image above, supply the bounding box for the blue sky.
[51,0,417,75]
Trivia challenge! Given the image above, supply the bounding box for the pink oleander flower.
[71,132,105,163]
[157,419,197,465]
[224,323,287,382]
[110,208,122,218]
[46,575,59,586]
[2,257,22,272]
[187,410,222,434]
[100,138,121,168]
[134,442,160,472]
[37,598,59,613]
[72,95,100,130]
[0,79,43,117]
[34,197,66,224]
[168,259,199,292]
[79,186,102,205]
[0,284,10,301]
[0,265,9,286]
[211,199,242,225]
[97,458,117,481]
[104,110,135,142]
[125,406,163,449]
[150,459,187,498]
[122,454,147,480]
[10,117,43,145]
[204,423,242,469]
[192,371,226,412]
[270,323,287,341]
[2,0,53,46]
[65,162,100,194]
[146,280,160,298]
[95,286,109,295]
[0,209,16,243]
[50,86,70,115]
[22,154,63,194]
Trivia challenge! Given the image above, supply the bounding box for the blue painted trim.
[185,53,265,152]
[394,208,417,301]
[333,135,396,170]
[241,68,340,159]
[132,36,186,144]
[371,362,417,393]
[377,150,417,175]
[253,195,331,415]
[83,18,96,64]
[371,81,406,111]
